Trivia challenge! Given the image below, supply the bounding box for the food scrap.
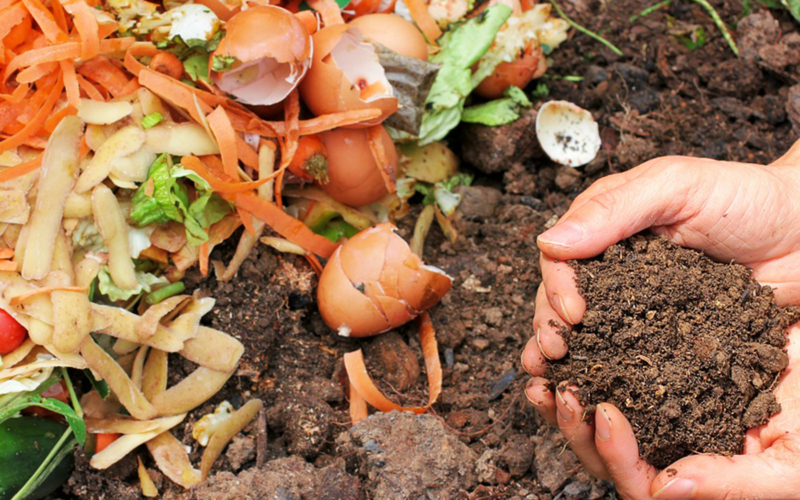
[0,0,576,493]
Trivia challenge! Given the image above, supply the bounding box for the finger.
[540,253,586,326]
[559,168,643,221]
[537,157,706,261]
[556,386,610,480]
[594,403,659,499]
[748,256,800,307]
[770,137,800,167]
[521,334,547,377]
[650,447,800,500]
[533,283,569,359]
[525,377,557,426]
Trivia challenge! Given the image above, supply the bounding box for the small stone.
[483,307,504,327]
[554,166,582,191]
[455,186,502,220]
[500,433,534,477]
[472,337,490,350]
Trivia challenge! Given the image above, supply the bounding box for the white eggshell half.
[535,100,601,168]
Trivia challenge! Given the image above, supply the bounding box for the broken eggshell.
[317,222,452,337]
[348,14,428,61]
[535,100,601,168]
[210,6,312,106]
[299,25,398,126]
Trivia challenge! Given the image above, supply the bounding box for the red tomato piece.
[0,309,27,355]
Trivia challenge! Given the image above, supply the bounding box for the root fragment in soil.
[547,233,800,469]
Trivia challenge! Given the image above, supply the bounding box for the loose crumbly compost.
[548,234,800,469]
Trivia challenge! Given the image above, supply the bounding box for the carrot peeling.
[63,0,100,59]
[306,0,345,26]
[0,73,62,153]
[344,312,442,420]
[60,59,80,107]
[207,106,239,179]
[403,0,442,44]
[367,125,396,194]
[22,0,67,43]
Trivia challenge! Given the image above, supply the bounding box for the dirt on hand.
[547,234,800,469]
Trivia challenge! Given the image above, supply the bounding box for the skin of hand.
[521,142,800,500]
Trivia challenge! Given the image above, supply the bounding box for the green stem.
[61,368,82,419]
[691,0,739,56]
[10,430,74,500]
[548,0,624,56]
[145,281,186,305]
[629,0,671,22]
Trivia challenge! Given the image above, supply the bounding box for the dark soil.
[63,0,800,498]
[546,234,800,469]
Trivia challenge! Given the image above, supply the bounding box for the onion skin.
[348,14,428,60]
[318,223,451,337]
[299,25,398,125]
[474,44,544,99]
[318,126,396,207]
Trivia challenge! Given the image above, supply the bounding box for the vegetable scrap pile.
[0,0,571,494]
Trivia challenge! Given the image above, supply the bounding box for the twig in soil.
[629,0,671,22]
[690,0,739,56]
[548,0,624,56]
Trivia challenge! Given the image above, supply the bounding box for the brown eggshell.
[317,245,391,336]
[299,25,398,125]
[210,6,311,106]
[474,44,543,100]
[214,6,311,64]
[317,223,452,337]
[348,14,428,60]
[318,126,396,207]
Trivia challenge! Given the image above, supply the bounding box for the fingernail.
[653,478,696,499]
[538,220,584,248]
[535,328,553,360]
[553,294,576,325]
[524,378,541,405]
[555,389,574,422]
[596,404,611,441]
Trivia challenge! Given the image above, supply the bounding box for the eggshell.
[299,25,397,125]
[210,6,311,106]
[535,100,601,167]
[348,14,428,60]
[318,126,397,207]
[474,44,543,99]
[317,223,452,337]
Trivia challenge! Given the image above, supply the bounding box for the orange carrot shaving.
[9,286,88,306]
[51,0,68,31]
[138,68,212,124]
[118,77,140,96]
[15,61,58,83]
[0,248,14,259]
[287,134,327,182]
[275,90,301,208]
[78,56,130,97]
[44,105,77,133]
[60,60,80,107]
[4,37,133,82]
[94,433,120,453]
[76,73,104,101]
[366,125,396,194]
[207,106,239,179]
[0,4,28,47]
[403,0,441,44]
[0,73,62,153]
[237,207,255,236]
[305,253,323,276]
[344,312,442,418]
[306,0,344,26]
[64,0,100,59]
[123,42,157,77]
[0,261,16,271]
[232,192,338,258]
[199,242,210,277]
[181,156,273,193]
[149,51,183,80]
[348,382,368,425]
[22,0,67,43]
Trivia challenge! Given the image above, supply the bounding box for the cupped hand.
[522,143,800,498]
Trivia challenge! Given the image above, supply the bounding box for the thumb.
[537,157,704,260]
[650,448,800,500]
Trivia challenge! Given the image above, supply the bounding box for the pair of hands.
[523,142,800,500]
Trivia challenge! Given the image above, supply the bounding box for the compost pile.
[548,234,800,469]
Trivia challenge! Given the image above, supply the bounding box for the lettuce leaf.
[417,4,512,145]
[130,155,232,247]
[461,86,532,126]
[97,266,169,301]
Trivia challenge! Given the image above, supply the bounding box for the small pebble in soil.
[547,234,800,469]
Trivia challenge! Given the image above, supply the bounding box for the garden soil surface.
[61,0,800,499]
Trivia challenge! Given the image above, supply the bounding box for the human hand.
[522,143,800,498]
